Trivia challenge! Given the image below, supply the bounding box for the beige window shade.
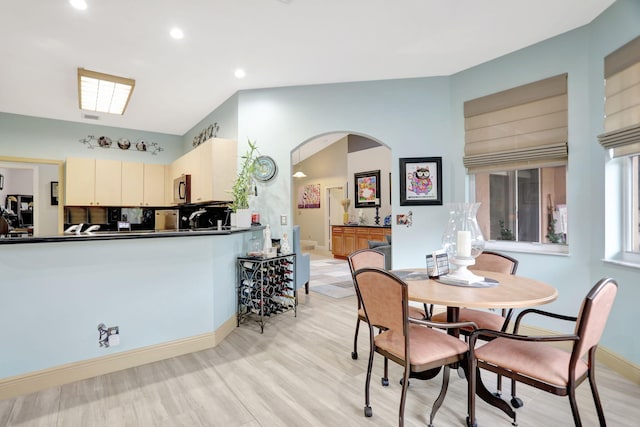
[463,74,568,173]
[598,35,640,158]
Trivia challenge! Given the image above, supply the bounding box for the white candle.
[457,230,471,257]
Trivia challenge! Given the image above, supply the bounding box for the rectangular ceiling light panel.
[78,68,135,115]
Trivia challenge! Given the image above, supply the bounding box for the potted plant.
[229,140,259,227]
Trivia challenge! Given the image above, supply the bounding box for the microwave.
[173,174,191,204]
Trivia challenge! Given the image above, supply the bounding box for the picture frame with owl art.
[399,157,442,206]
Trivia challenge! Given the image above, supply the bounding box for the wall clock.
[253,155,278,182]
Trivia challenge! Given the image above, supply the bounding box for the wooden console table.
[331,225,391,259]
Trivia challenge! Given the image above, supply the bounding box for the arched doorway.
[290,132,391,255]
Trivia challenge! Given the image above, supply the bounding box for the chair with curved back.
[431,250,519,398]
[467,277,618,427]
[348,249,426,363]
[353,267,476,427]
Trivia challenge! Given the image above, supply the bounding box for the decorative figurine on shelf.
[263,224,272,253]
[374,206,380,225]
[280,232,292,254]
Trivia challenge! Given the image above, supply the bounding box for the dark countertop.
[331,224,391,228]
[0,226,260,245]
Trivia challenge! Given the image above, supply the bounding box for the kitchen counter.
[0,226,260,244]
[0,225,263,398]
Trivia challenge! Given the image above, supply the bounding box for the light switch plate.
[280,215,287,225]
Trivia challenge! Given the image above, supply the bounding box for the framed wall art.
[399,157,442,206]
[50,181,59,205]
[354,170,381,208]
[297,183,321,208]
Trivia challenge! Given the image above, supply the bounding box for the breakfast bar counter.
[0,226,262,399]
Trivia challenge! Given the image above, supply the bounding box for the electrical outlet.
[107,326,120,347]
[280,215,287,225]
[98,323,120,348]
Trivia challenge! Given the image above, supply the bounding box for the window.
[464,74,568,249]
[598,35,640,263]
[474,166,566,243]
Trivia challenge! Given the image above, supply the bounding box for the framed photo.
[51,181,59,205]
[399,157,442,206]
[354,170,381,208]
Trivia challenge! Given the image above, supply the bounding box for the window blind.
[598,35,640,158]
[463,74,568,173]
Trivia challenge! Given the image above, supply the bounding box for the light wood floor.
[1,261,639,426]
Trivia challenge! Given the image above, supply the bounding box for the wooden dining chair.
[347,249,426,363]
[353,267,476,427]
[466,277,618,427]
[431,250,519,399]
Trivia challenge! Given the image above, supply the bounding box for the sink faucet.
[188,209,207,229]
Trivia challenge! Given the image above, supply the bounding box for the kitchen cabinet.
[66,159,167,207]
[95,159,122,206]
[331,225,390,258]
[65,157,95,205]
[143,163,167,206]
[65,158,121,206]
[170,138,237,204]
[121,161,144,206]
[194,138,237,203]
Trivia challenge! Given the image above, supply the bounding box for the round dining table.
[398,268,558,320]
[392,267,558,418]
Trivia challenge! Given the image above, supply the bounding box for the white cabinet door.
[143,163,167,206]
[122,161,144,206]
[95,159,122,206]
[65,158,95,205]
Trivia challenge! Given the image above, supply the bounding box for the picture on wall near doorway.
[50,181,59,205]
[297,183,320,208]
[399,157,442,206]
[354,170,380,208]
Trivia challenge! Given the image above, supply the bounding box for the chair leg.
[364,332,374,418]
[466,356,477,427]
[382,357,389,386]
[510,378,523,408]
[568,388,583,427]
[588,361,607,426]
[428,365,451,427]
[399,365,410,427]
[352,318,361,360]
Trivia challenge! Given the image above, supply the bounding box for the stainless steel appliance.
[173,174,191,204]
[155,209,179,231]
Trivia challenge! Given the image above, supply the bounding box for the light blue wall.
[0,231,253,378]
[236,78,454,246]
[181,92,239,153]
[0,112,183,163]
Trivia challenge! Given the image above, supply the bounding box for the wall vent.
[82,113,100,120]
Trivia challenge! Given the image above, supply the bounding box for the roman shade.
[598,35,640,158]
[463,74,568,173]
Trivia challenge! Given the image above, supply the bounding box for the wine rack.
[237,254,297,333]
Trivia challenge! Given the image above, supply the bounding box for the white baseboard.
[0,316,237,400]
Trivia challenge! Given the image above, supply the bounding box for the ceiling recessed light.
[170,28,184,40]
[235,69,246,79]
[69,0,87,10]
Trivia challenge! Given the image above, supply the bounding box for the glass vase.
[442,202,485,283]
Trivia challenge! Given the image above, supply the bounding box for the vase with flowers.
[341,199,351,224]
